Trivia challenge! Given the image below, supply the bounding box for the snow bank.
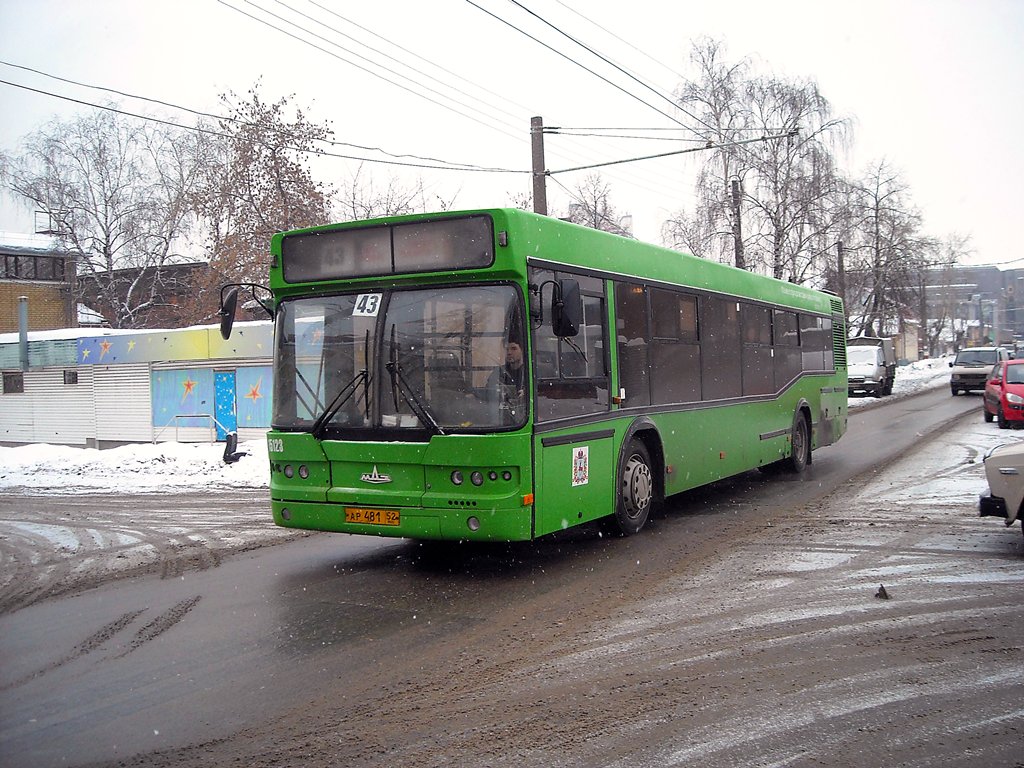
[0,439,269,493]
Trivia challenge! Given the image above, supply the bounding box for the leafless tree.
[335,164,457,222]
[843,160,934,337]
[193,83,334,284]
[1,108,203,328]
[920,233,972,355]
[668,39,750,263]
[564,173,632,237]
[670,39,849,284]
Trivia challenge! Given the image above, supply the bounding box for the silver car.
[980,441,1024,540]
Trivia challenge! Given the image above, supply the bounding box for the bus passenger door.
[214,370,238,441]
[534,433,615,537]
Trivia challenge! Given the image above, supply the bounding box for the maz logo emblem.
[360,466,392,484]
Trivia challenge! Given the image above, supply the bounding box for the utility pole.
[531,116,548,215]
[730,178,745,270]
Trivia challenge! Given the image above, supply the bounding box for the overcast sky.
[1,0,1021,264]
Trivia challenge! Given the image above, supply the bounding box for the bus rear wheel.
[607,440,654,536]
[784,411,811,473]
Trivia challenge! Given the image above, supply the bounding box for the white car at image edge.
[980,441,1024,541]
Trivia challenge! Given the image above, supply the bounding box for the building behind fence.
[0,321,273,448]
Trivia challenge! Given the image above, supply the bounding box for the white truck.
[847,336,898,397]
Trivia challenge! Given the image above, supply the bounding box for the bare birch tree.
[665,39,750,263]
[565,173,632,236]
[918,233,971,355]
[668,39,849,284]
[1,108,203,328]
[843,160,933,337]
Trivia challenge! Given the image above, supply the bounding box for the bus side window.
[533,268,611,421]
[741,303,773,396]
[615,281,651,407]
[701,296,741,400]
[650,288,700,404]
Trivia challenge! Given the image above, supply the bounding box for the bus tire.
[784,411,811,473]
[608,439,655,536]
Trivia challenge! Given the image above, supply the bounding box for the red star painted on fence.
[181,376,197,402]
[244,378,263,402]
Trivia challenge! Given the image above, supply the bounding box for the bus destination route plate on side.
[344,507,401,526]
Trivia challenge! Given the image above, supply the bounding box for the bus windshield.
[272,284,526,434]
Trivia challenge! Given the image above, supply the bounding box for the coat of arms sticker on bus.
[571,446,589,487]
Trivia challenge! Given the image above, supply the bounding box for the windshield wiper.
[310,330,373,438]
[386,325,445,436]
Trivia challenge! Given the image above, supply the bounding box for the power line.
[221,0,533,145]
[552,0,685,89]
[503,0,723,140]
[0,59,518,171]
[548,131,797,175]
[302,0,538,120]
[546,129,711,143]
[0,77,526,174]
[464,0,687,129]
[223,0,686,199]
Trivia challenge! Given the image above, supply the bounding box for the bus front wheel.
[608,440,654,536]
[784,411,811,473]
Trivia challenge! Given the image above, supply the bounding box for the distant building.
[78,261,221,329]
[0,233,75,332]
[921,264,1024,349]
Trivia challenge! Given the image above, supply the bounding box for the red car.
[983,360,1024,427]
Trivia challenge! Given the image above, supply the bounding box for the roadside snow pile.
[848,356,951,409]
[0,440,269,493]
[892,356,952,394]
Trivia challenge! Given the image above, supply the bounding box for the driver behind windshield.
[488,340,525,398]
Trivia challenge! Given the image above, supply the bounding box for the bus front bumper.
[271,498,535,541]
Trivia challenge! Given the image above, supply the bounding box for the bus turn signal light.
[523,493,534,506]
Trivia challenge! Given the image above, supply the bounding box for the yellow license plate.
[344,507,400,526]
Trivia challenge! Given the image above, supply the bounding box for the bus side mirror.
[219,286,239,340]
[552,279,582,337]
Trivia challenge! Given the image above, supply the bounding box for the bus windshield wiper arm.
[310,330,373,437]
[310,369,368,438]
[386,325,445,435]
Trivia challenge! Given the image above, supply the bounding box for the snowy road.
[1,385,1022,767]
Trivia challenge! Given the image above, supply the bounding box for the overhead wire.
[547,131,797,175]
[460,0,734,211]
[0,78,526,173]
[464,0,687,130]
[505,0,718,138]
[218,0,527,144]
[502,0,797,175]
[552,0,686,93]
[267,0,528,130]
[281,0,649,185]
[227,0,682,202]
[0,60,511,171]
[302,0,539,120]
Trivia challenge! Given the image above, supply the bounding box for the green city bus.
[220,208,847,541]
